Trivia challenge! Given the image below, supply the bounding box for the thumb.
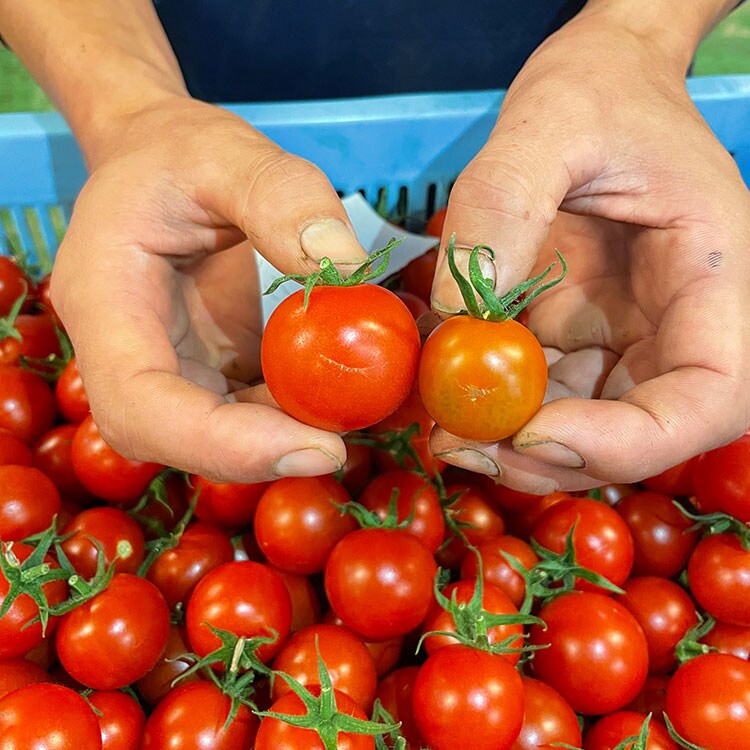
[430,136,571,314]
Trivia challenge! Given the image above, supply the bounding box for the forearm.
[0,0,188,167]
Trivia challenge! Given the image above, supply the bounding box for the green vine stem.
[662,713,709,750]
[673,502,750,550]
[673,612,718,666]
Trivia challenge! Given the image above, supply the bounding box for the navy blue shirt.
[154,0,586,102]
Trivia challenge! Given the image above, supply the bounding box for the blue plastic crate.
[1,74,749,271]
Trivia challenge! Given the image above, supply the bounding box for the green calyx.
[673,501,750,550]
[20,325,74,382]
[128,469,189,540]
[674,612,718,666]
[337,490,416,531]
[662,713,709,750]
[445,233,567,322]
[264,237,404,309]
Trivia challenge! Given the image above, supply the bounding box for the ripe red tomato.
[190,474,268,531]
[60,506,146,580]
[56,574,171,689]
[33,424,94,503]
[531,497,634,591]
[338,438,373,496]
[262,284,421,432]
[324,527,437,641]
[0,658,49,699]
[376,666,424,750]
[401,247,438,304]
[359,470,445,553]
[141,681,259,749]
[615,492,699,579]
[0,428,32,466]
[0,311,60,366]
[419,316,546,442]
[186,560,292,665]
[413,644,524,750]
[0,682,102,748]
[0,542,67,658]
[693,434,750,522]
[89,690,145,750]
[255,685,375,750]
[504,490,572,540]
[701,620,750,660]
[55,356,90,424]
[0,257,34,316]
[395,290,431,319]
[426,207,447,238]
[0,364,56,443]
[271,623,377,712]
[665,653,750,750]
[254,476,356,574]
[529,592,649,715]
[146,521,234,609]
[136,625,198,707]
[617,576,698,674]
[641,456,697,497]
[512,676,581,750]
[460,535,539,609]
[584,711,676,750]
[273,568,322,634]
[0,464,61,541]
[71,414,163,505]
[625,674,670,717]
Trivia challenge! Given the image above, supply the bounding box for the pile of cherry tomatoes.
[1,211,750,750]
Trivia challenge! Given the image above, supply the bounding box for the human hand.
[51,96,369,482]
[429,4,750,493]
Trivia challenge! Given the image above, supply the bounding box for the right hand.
[51,95,369,482]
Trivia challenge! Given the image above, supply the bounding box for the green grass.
[1,6,749,113]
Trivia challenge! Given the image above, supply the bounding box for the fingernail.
[514,441,586,469]
[274,447,342,477]
[300,218,368,266]
[431,244,496,314]
[435,448,500,477]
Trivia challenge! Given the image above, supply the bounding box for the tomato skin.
[395,290,431,319]
[0,311,60,366]
[141,680,259,750]
[615,492,698,579]
[529,592,649,715]
[460,535,539,609]
[72,415,163,505]
[0,257,33,316]
[693,435,750,522]
[0,658,49,699]
[0,542,67,659]
[701,620,750,660]
[531,497,634,591]
[55,356,90,424]
[0,428,32,466]
[271,623,377,712]
[413,644,525,750]
[426,207,447,238]
[625,674,670,717]
[665,653,750,750]
[256,685,374,750]
[584,711,676,750]
[0,365,56,444]
[324,528,437,641]
[641,457,697,497]
[136,625,198,707]
[254,476,356,574]
[418,316,547,442]
[146,521,234,609]
[60,506,146,580]
[190,474,268,531]
[401,247,438,304]
[56,574,171,689]
[89,690,145,750]
[0,682,102,748]
[186,560,292,665]
[0,464,61,541]
[262,285,421,432]
[338,439,373,497]
[688,533,750,626]
[617,576,698,674]
[33,424,93,504]
[359,470,445,553]
[376,666,424,750]
[512,677,581,750]
[274,568,322,634]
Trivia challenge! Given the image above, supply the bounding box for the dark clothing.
[153,0,586,102]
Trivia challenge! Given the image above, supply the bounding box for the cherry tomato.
[71,414,163,505]
[529,592,649,715]
[584,711,676,750]
[418,316,547,442]
[0,257,34,316]
[262,284,421,432]
[55,356,90,424]
[0,311,60,366]
[413,644,524,750]
[359,470,445,553]
[324,528,437,641]
[36,273,61,325]
[0,682,102,748]
[141,680,259,749]
[254,476,356,574]
[273,568,322,634]
[60,506,146,580]
[625,674,670,717]
[400,247,438,304]
[33,424,94,504]
[531,497,634,591]
[701,620,750,660]
[0,464,61,541]
[186,560,292,665]
[641,456,697,497]
[395,290,431,319]
[512,676,581,750]
[688,533,750,626]
[376,667,423,749]
[146,521,234,609]
[136,625,198,707]
[56,573,171,689]
[190,474,268,531]
[460,535,539,609]
[615,492,698,578]
[0,428,32,466]
[505,490,572,540]
[89,690,145,750]
[0,657,49,699]
[0,364,56,443]
[665,652,750,750]
[425,207,447,238]
[338,438,373,496]
[693,434,750,522]
[255,685,374,750]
